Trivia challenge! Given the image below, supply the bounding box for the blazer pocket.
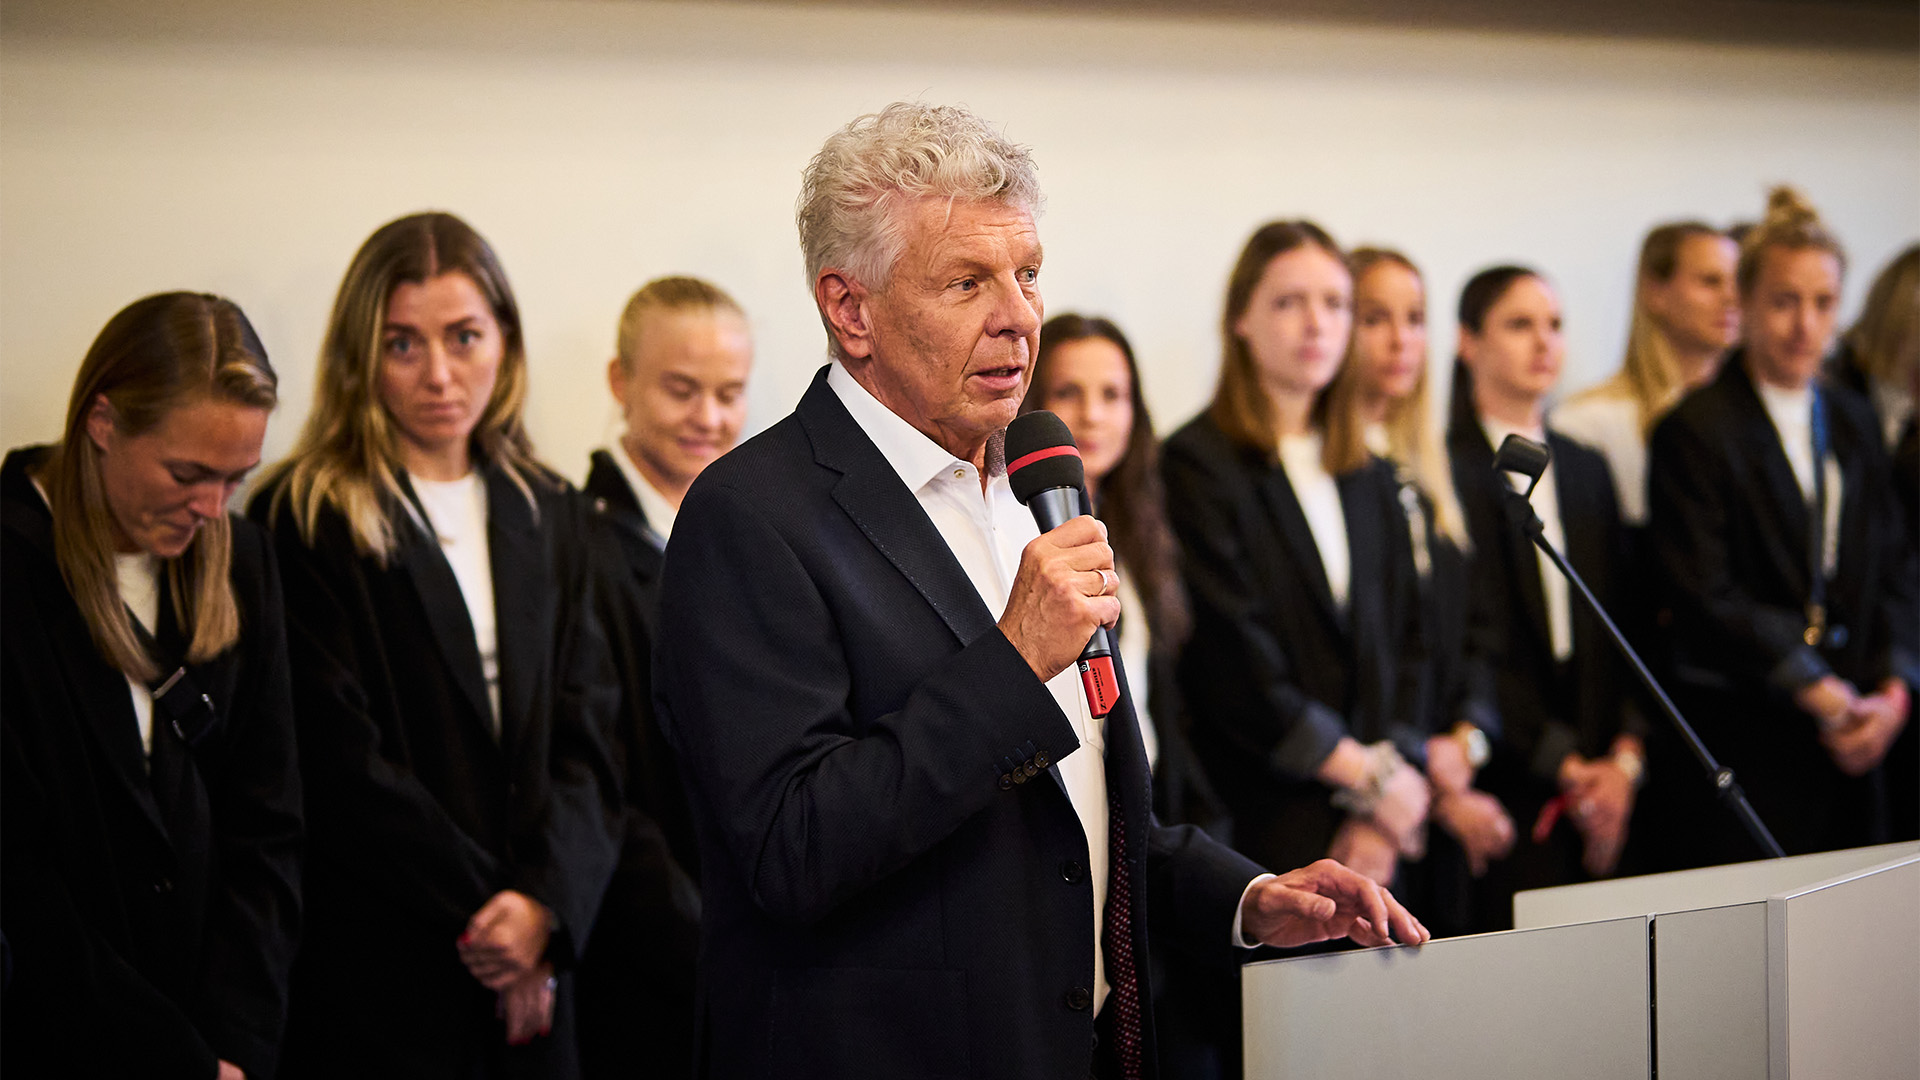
[767,966,969,1079]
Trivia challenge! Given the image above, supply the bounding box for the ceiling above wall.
[765,0,1918,51]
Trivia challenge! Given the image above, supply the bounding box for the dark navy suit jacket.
[654,367,1264,1080]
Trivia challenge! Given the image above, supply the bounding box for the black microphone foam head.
[1005,410,1085,504]
[1493,433,1552,482]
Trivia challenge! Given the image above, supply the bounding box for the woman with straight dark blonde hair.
[3,292,302,1079]
[1554,223,1740,526]
[1649,189,1917,863]
[1327,248,1512,935]
[252,212,620,1078]
[1162,221,1431,893]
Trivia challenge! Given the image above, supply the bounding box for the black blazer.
[575,450,701,1080]
[1648,358,1919,855]
[653,368,1265,1080]
[250,462,621,1079]
[1159,414,1423,877]
[1448,416,1642,798]
[2,446,303,1079]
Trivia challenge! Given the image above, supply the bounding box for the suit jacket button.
[1065,986,1092,1011]
[1012,769,1029,785]
[1022,762,1038,779]
[152,877,173,895]
[1061,860,1083,884]
[999,773,1014,791]
[1034,751,1050,769]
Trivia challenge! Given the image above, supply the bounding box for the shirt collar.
[827,361,1001,493]
[1753,379,1814,432]
[605,441,678,544]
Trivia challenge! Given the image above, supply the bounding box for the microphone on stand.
[1491,434,1785,860]
[1005,411,1121,719]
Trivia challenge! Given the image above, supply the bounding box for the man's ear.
[85,394,117,454]
[815,270,876,361]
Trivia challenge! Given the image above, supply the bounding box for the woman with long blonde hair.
[3,292,301,1079]
[1553,223,1739,525]
[1325,248,1512,935]
[252,212,619,1078]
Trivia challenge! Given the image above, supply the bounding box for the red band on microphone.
[1007,444,1081,476]
[1079,655,1120,718]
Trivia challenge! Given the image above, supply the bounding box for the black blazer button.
[152,876,173,895]
[1022,762,1038,779]
[999,773,1015,791]
[1012,769,1029,785]
[1034,751,1050,769]
[1061,860,1084,884]
[1065,986,1092,1011]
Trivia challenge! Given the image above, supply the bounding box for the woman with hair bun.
[252,212,620,1078]
[1649,188,1918,862]
[2,292,302,1079]
[1447,265,1645,926]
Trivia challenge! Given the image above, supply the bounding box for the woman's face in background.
[1037,334,1135,486]
[1235,243,1353,401]
[1646,232,1740,360]
[1743,246,1842,391]
[1350,261,1427,403]
[1460,274,1564,408]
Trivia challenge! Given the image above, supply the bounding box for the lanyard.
[1804,388,1829,647]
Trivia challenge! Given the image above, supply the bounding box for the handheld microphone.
[1005,410,1121,719]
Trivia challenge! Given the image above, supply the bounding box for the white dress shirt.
[1113,573,1159,771]
[116,550,161,762]
[1277,430,1350,613]
[1755,380,1842,578]
[1551,391,1648,526]
[1482,414,1573,662]
[607,440,678,547]
[410,472,502,731]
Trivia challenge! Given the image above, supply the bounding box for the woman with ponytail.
[1445,265,1646,927]
[1648,187,1918,862]
[2,292,302,1079]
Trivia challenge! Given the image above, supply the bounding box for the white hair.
[797,102,1042,302]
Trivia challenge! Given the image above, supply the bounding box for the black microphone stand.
[1493,435,1785,861]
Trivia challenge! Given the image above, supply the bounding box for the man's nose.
[991,277,1042,339]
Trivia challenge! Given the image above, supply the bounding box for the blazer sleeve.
[506,507,623,967]
[260,502,501,929]
[654,481,1080,926]
[1648,413,1830,692]
[0,714,220,1078]
[192,520,305,1080]
[1160,435,1347,781]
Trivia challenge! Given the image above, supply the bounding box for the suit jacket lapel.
[1255,461,1343,634]
[1339,467,1385,641]
[487,465,548,757]
[392,473,497,743]
[798,370,998,647]
[586,449,667,586]
[1726,363,1813,572]
[1464,418,1553,654]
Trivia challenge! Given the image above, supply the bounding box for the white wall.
[3,0,1915,481]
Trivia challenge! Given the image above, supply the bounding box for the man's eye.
[953,279,977,293]
[1019,267,1039,284]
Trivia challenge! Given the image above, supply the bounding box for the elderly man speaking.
[654,102,1427,1080]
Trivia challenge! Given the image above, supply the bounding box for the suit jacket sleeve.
[261,502,502,928]
[192,520,305,1079]
[1648,413,1830,692]
[655,482,1080,925]
[1161,436,1347,781]
[506,503,623,965]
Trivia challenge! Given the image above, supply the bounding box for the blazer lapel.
[391,473,497,743]
[1465,418,1552,654]
[1339,467,1385,640]
[487,465,549,757]
[1726,364,1813,572]
[586,449,667,583]
[797,370,998,647]
[1255,461,1343,634]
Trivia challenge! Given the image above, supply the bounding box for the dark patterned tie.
[1103,793,1143,1080]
